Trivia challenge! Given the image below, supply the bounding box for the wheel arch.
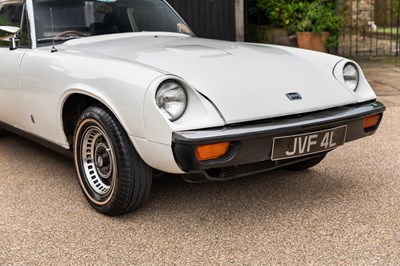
[60,90,133,149]
[62,92,96,148]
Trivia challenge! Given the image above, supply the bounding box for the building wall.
[166,0,242,41]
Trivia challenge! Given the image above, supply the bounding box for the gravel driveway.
[0,106,399,264]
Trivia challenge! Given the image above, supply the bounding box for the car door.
[0,2,29,129]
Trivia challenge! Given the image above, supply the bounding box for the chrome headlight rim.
[343,62,359,91]
[155,80,188,122]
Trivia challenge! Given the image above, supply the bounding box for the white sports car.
[0,0,385,215]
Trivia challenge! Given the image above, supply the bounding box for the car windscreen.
[33,0,193,46]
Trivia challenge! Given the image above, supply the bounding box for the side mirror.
[0,26,20,34]
[0,26,20,50]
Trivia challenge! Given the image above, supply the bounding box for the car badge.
[286,92,302,101]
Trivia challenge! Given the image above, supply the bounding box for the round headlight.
[156,81,187,121]
[343,63,359,91]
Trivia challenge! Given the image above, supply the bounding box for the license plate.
[271,126,347,161]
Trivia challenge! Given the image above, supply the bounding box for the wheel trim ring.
[82,128,113,196]
[74,119,117,206]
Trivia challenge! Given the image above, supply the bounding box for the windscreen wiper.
[37,35,83,43]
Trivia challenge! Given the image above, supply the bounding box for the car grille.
[206,160,277,179]
[204,155,319,179]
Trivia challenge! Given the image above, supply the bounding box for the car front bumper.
[172,101,385,181]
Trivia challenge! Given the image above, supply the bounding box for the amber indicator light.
[196,142,230,161]
[363,114,380,129]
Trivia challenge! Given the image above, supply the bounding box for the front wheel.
[73,105,152,216]
[283,153,327,171]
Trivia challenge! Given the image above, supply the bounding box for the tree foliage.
[254,0,341,48]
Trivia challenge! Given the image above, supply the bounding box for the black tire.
[0,126,7,136]
[73,105,152,216]
[283,153,327,171]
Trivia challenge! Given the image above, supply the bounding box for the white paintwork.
[63,34,375,125]
[0,0,377,173]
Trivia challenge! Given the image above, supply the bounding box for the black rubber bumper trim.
[172,101,385,172]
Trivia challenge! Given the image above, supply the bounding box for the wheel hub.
[97,156,104,167]
[95,143,112,179]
